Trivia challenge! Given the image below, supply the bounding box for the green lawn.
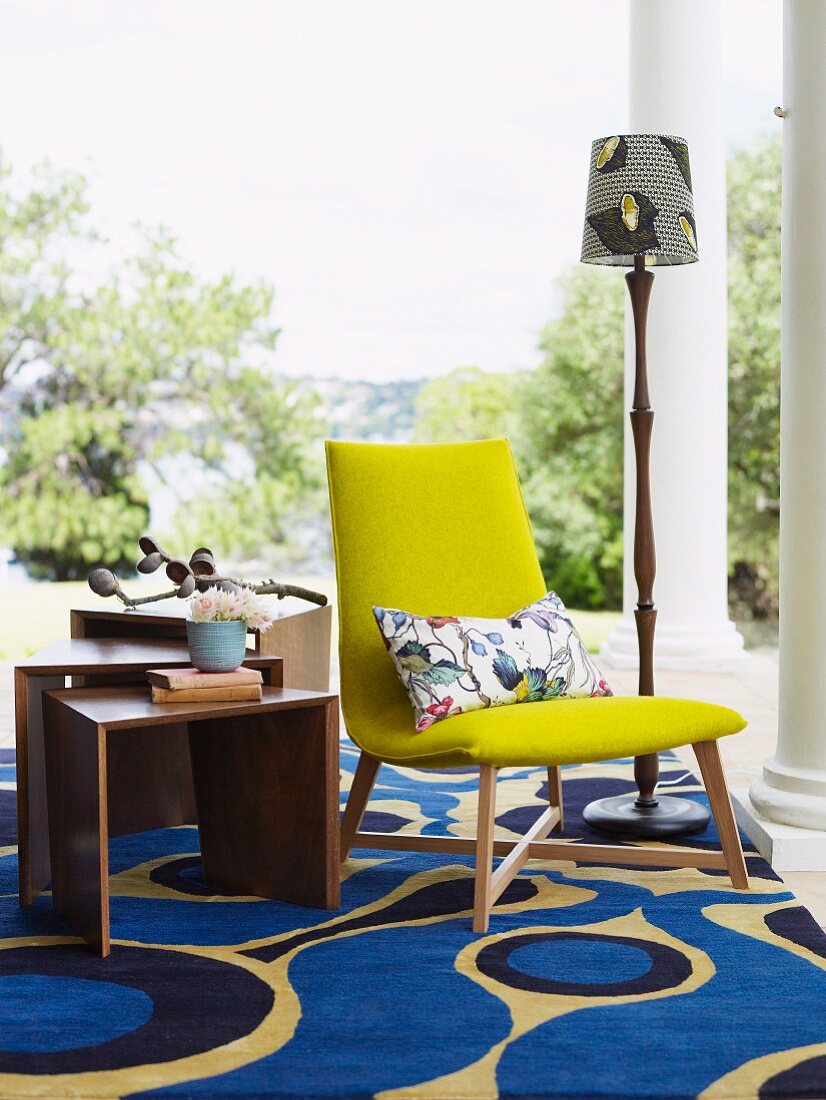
[563,607,621,653]
[0,580,621,661]
[0,582,113,660]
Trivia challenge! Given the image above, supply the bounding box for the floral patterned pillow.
[373,591,612,731]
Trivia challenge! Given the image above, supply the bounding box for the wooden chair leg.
[340,751,381,863]
[473,765,498,934]
[548,766,564,833]
[692,740,749,890]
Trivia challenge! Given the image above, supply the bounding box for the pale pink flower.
[188,586,275,631]
[190,591,218,621]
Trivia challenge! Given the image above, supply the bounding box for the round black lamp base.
[582,795,711,838]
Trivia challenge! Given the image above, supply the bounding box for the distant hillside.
[303,377,424,442]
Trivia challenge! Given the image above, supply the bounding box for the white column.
[749,0,826,831]
[601,0,744,672]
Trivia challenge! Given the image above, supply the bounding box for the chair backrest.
[326,439,547,747]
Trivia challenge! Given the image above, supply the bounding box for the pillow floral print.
[373,591,612,731]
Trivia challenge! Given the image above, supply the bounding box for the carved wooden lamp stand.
[579,134,710,837]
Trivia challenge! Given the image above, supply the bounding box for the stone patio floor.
[2,648,823,929]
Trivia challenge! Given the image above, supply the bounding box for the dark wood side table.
[43,685,339,956]
[71,602,333,691]
[15,639,283,906]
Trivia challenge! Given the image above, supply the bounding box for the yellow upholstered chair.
[327,438,749,932]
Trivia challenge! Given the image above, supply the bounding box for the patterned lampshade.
[581,134,698,266]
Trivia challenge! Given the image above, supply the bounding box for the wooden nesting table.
[15,638,284,906]
[43,685,339,956]
[71,602,333,692]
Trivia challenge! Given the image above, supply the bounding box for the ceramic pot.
[186,619,247,673]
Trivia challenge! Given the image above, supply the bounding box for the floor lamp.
[579,134,711,837]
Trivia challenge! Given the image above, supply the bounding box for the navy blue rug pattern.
[1,742,826,1098]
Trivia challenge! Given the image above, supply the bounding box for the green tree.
[727,135,781,616]
[413,366,515,443]
[515,268,625,608]
[0,158,318,578]
[409,278,624,609]
[169,364,325,569]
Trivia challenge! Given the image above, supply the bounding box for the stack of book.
[146,666,263,703]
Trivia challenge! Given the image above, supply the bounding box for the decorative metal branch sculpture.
[88,536,327,610]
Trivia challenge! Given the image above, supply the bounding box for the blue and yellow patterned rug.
[2,742,826,1099]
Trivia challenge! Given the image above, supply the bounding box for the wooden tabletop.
[44,685,337,730]
[71,603,325,625]
[16,638,281,676]
[71,604,189,624]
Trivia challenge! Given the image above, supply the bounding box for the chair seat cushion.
[348,694,747,769]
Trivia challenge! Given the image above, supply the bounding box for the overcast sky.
[0,0,781,382]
